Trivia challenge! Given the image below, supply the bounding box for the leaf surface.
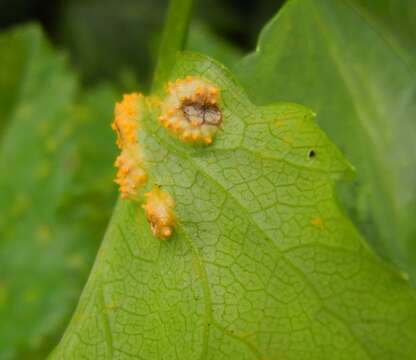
[51,53,416,360]
[187,22,243,68]
[235,0,416,283]
[0,25,117,359]
[347,0,416,71]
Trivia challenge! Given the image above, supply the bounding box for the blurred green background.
[0,0,285,88]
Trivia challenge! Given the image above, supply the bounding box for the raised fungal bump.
[159,76,222,144]
[142,186,176,240]
[111,92,147,200]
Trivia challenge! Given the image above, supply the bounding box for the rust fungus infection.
[142,186,175,240]
[159,76,222,144]
[111,93,147,200]
[311,217,324,228]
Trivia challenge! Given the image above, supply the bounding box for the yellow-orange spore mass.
[111,93,147,200]
[159,76,222,144]
[114,148,146,200]
[112,93,142,148]
[142,187,175,240]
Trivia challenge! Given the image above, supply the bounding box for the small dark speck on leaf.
[308,149,316,159]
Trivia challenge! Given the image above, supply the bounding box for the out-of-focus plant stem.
[151,0,194,92]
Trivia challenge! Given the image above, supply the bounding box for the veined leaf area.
[51,53,416,360]
[235,0,416,286]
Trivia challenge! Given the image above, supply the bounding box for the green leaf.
[347,0,416,71]
[0,25,117,359]
[50,53,416,359]
[0,25,31,136]
[57,0,167,87]
[235,0,416,283]
[186,22,243,68]
[151,0,194,92]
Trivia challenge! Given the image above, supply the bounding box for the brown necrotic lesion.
[159,76,222,144]
[182,100,222,127]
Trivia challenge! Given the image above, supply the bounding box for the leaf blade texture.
[51,53,416,360]
[235,0,416,284]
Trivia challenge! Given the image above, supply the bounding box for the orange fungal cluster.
[112,93,142,147]
[159,76,222,144]
[142,186,176,240]
[112,93,147,200]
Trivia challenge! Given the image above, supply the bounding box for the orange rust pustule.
[111,92,147,200]
[159,76,222,144]
[142,186,175,240]
[111,92,142,148]
[114,148,147,200]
